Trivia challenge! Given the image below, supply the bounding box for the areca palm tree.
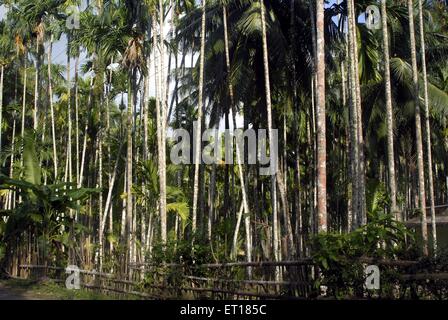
[157,0,167,247]
[19,0,68,182]
[221,2,251,262]
[121,8,146,267]
[418,0,437,253]
[315,0,327,233]
[380,0,398,217]
[191,0,206,243]
[408,0,428,256]
[348,0,367,228]
[259,0,278,276]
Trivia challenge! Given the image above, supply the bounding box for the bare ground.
[0,279,55,300]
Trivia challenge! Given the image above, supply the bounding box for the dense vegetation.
[0,0,447,298]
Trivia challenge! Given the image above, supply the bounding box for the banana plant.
[0,132,98,274]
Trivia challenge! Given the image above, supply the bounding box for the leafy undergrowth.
[0,278,128,300]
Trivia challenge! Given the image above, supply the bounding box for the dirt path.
[0,278,116,300]
[0,280,49,300]
[0,283,23,300]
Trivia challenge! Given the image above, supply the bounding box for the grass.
[0,278,136,300]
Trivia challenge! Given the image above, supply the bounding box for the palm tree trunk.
[342,41,353,232]
[67,40,73,187]
[101,142,124,237]
[153,17,163,248]
[98,109,103,271]
[231,202,244,258]
[381,0,399,217]
[120,171,127,242]
[158,0,167,246]
[21,52,27,146]
[65,40,73,249]
[7,115,16,210]
[33,41,39,131]
[145,209,154,256]
[100,67,114,255]
[260,0,280,281]
[144,56,150,162]
[347,0,359,229]
[75,56,80,188]
[348,0,366,227]
[207,159,216,242]
[18,52,28,204]
[309,2,317,238]
[192,0,206,242]
[223,5,252,267]
[78,74,93,188]
[142,58,150,263]
[408,0,429,256]
[290,0,303,255]
[352,0,366,226]
[316,0,327,232]
[48,35,58,181]
[418,0,437,254]
[126,77,134,267]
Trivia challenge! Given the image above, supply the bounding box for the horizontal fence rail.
[16,258,446,300]
[128,258,418,269]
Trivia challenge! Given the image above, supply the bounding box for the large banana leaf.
[23,133,41,186]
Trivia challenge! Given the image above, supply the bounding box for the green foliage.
[311,214,415,298]
[407,249,448,299]
[23,130,41,186]
[167,202,189,226]
[366,179,389,217]
[0,132,99,268]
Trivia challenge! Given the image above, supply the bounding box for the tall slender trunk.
[158,0,167,246]
[316,0,327,232]
[65,39,73,255]
[418,0,437,254]
[120,171,127,241]
[231,202,244,258]
[309,2,317,238]
[78,74,93,188]
[143,56,150,162]
[352,0,366,226]
[75,56,80,188]
[18,52,28,203]
[288,0,304,256]
[408,0,428,256]
[207,159,216,242]
[347,0,359,229]
[290,0,303,255]
[33,41,40,131]
[348,0,366,227]
[153,16,163,247]
[66,39,73,187]
[381,0,398,217]
[21,53,27,146]
[192,0,206,241]
[142,57,150,262]
[342,41,353,232]
[126,77,134,266]
[98,90,104,271]
[101,142,124,237]
[48,35,58,181]
[260,0,281,281]
[223,5,252,269]
[7,115,16,210]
